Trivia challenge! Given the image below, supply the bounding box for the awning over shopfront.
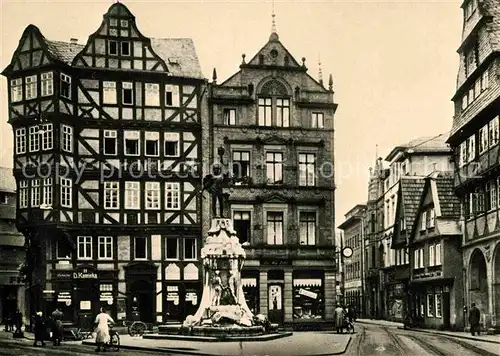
[241,278,257,287]
[293,279,322,287]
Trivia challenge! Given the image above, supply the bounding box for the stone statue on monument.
[200,147,231,217]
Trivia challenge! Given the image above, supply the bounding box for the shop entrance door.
[268,284,283,324]
[130,280,154,323]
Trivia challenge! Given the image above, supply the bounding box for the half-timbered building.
[2,3,206,325]
[208,25,337,328]
[446,0,500,333]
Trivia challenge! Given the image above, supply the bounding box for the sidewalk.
[356,318,500,345]
[83,332,351,356]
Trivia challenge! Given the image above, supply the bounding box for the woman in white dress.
[94,307,114,352]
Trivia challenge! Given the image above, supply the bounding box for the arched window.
[258,80,290,127]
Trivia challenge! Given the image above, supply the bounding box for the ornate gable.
[245,32,302,69]
[2,25,60,75]
[72,3,168,72]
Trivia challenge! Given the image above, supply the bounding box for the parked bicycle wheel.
[128,321,147,336]
[109,332,120,351]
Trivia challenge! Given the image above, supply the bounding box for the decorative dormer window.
[257,80,290,127]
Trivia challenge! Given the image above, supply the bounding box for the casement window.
[41,123,53,150]
[25,75,38,100]
[29,126,40,152]
[98,236,113,259]
[124,131,140,156]
[77,236,92,260]
[311,112,324,129]
[427,294,434,317]
[479,125,489,154]
[299,211,316,245]
[491,179,498,210]
[56,239,72,259]
[121,41,131,56]
[120,19,128,27]
[134,237,147,259]
[184,238,197,260]
[232,151,250,182]
[266,152,283,184]
[258,98,272,126]
[145,83,160,106]
[428,208,435,228]
[266,211,284,245]
[15,128,26,154]
[165,183,180,210]
[31,179,40,207]
[165,85,180,107]
[109,40,118,55]
[429,244,435,267]
[61,125,73,153]
[145,132,159,157]
[459,141,467,167]
[165,237,179,260]
[435,243,441,266]
[60,73,71,99]
[414,248,424,269]
[223,108,236,125]
[104,130,117,155]
[125,182,140,209]
[103,81,117,104]
[104,182,119,209]
[489,117,499,147]
[435,292,442,318]
[276,98,290,127]
[233,211,251,243]
[42,178,52,206]
[41,72,53,97]
[10,78,23,102]
[145,182,160,210]
[122,82,133,105]
[421,211,427,230]
[481,70,489,91]
[299,153,316,186]
[467,135,476,161]
[19,181,28,208]
[164,133,180,157]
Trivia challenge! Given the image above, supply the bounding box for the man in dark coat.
[51,308,64,346]
[33,312,46,347]
[469,303,481,336]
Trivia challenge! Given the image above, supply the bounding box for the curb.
[355,320,403,328]
[82,336,352,356]
[409,328,500,345]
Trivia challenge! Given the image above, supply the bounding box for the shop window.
[233,211,251,243]
[427,293,434,317]
[293,273,324,320]
[435,292,442,318]
[134,237,147,259]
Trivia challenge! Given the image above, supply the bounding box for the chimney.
[70,38,78,45]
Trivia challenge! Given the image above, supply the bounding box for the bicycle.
[127,321,147,337]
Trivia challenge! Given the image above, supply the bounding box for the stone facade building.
[446,0,500,333]
[0,167,25,325]
[208,27,337,328]
[338,204,367,315]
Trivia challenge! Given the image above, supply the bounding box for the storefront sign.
[299,288,318,299]
[73,268,98,279]
[57,292,72,303]
[261,259,292,266]
[80,301,91,310]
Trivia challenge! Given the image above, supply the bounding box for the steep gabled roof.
[46,40,85,65]
[433,173,461,218]
[400,177,427,234]
[150,38,204,79]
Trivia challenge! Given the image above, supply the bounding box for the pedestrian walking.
[33,312,46,347]
[51,308,64,346]
[469,303,481,336]
[334,304,345,334]
[94,307,114,352]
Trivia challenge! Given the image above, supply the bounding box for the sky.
[0,0,463,226]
